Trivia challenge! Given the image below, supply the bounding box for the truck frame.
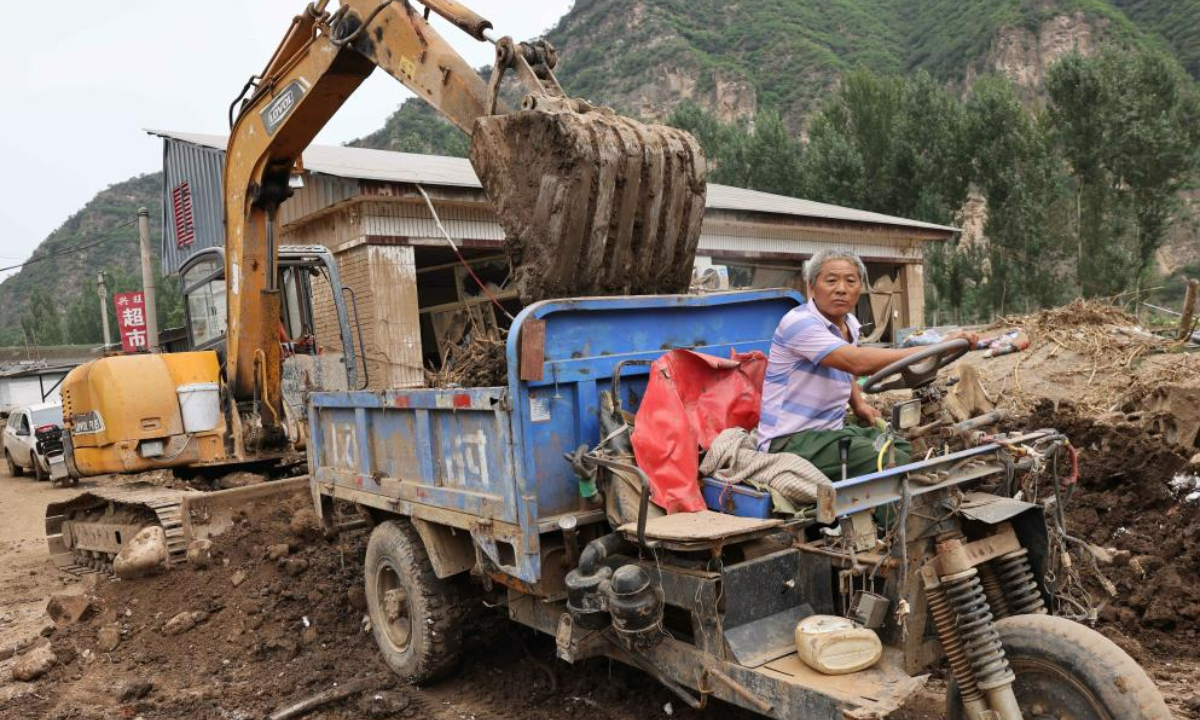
[309,289,1170,720]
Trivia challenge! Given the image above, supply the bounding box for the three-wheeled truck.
[308,289,1171,720]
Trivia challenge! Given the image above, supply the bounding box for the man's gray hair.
[805,248,869,288]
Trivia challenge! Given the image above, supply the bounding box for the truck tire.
[364,520,463,684]
[6,451,23,478]
[946,614,1172,720]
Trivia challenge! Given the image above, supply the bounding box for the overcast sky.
[0,0,572,278]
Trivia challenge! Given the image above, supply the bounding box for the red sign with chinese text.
[114,292,149,353]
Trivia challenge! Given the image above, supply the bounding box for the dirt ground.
[2,300,1199,719]
[0,465,1196,720]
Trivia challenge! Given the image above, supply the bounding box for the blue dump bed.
[308,290,803,585]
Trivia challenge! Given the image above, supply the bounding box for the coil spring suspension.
[978,562,1010,620]
[995,548,1046,615]
[926,582,984,705]
[943,569,1014,690]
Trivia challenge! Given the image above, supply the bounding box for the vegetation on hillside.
[670,49,1200,322]
[348,101,468,157]
[9,0,1200,345]
[2,173,183,347]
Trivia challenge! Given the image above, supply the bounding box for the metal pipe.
[984,685,1025,720]
[137,208,160,352]
[949,410,1009,435]
[414,0,494,41]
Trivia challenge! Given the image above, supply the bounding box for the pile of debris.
[1,497,690,720]
[1029,406,1200,666]
[962,299,1200,438]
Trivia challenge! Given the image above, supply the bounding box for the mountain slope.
[8,0,1200,344]
[0,174,163,345]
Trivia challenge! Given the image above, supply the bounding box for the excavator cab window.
[181,255,228,350]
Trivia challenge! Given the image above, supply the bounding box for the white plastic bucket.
[177,383,221,434]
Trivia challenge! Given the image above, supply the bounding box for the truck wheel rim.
[1010,657,1111,720]
[376,563,411,651]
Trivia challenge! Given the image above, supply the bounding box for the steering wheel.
[862,339,971,394]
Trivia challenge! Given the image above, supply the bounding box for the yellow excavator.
[47,0,707,571]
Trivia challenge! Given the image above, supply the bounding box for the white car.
[4,402,65,481]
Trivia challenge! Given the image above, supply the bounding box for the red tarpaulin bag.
[630,349,767,514]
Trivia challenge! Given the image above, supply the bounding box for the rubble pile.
[1033,407,1200,661]
[426,328,508,388]
[0,498,685,720]
[971,299,1197,418]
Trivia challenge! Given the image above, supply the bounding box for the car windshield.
[30,406,63,428]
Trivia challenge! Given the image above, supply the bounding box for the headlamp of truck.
[892,399,922,431]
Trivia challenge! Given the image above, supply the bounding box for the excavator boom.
[225,0,707,446]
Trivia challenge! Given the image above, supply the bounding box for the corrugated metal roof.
[147,129,958,235]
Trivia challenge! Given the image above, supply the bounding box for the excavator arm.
[223,1,494,436]
[224,0,707,452]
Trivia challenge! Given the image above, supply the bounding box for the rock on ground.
[11,644,57,681]
[96,624,121,652]
[114,526,169,579]
[289,508,322,541]
[187,539,214,569]
[115,679,154,703]
[45,595,95,626]
[162,611,208,637]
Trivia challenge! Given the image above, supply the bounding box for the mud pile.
[0,498,711,720]
[1026,404,1200,662]
[970,298,1199,419]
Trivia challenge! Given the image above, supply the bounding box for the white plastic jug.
[794,615,882,675]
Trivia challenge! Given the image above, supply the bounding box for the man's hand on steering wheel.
[943,329,980,349]
[861,338,972,393]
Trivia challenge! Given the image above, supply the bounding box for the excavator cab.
[179,245,362,393]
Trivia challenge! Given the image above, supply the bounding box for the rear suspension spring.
[978,562,1010,620]
[942,568,1014,690]
[994,548,1046,615]
[926,582,983,705]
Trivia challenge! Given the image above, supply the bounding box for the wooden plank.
[519,318,546,382]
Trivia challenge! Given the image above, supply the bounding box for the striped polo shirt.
[757,302,861,450]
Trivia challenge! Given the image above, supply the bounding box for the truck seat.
[617,510,782,551]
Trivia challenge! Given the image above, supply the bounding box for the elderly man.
[758,249,974,480]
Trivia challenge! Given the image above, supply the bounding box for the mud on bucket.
[469,106,707,303]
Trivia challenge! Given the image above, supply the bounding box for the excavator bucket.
[470,106,707,303]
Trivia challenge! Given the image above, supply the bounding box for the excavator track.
[46,484,189,574]
[46,478,309,575]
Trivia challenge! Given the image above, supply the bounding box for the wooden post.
[1179,277,1199,341]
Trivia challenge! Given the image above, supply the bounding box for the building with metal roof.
[150,129,956,388]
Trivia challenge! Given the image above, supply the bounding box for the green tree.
[800,69,969,224]
[965,75,1072,315]
[1047,51,1200,295]
[667,105,802,195]
[62,267,183,346]
[20,289,63,346]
